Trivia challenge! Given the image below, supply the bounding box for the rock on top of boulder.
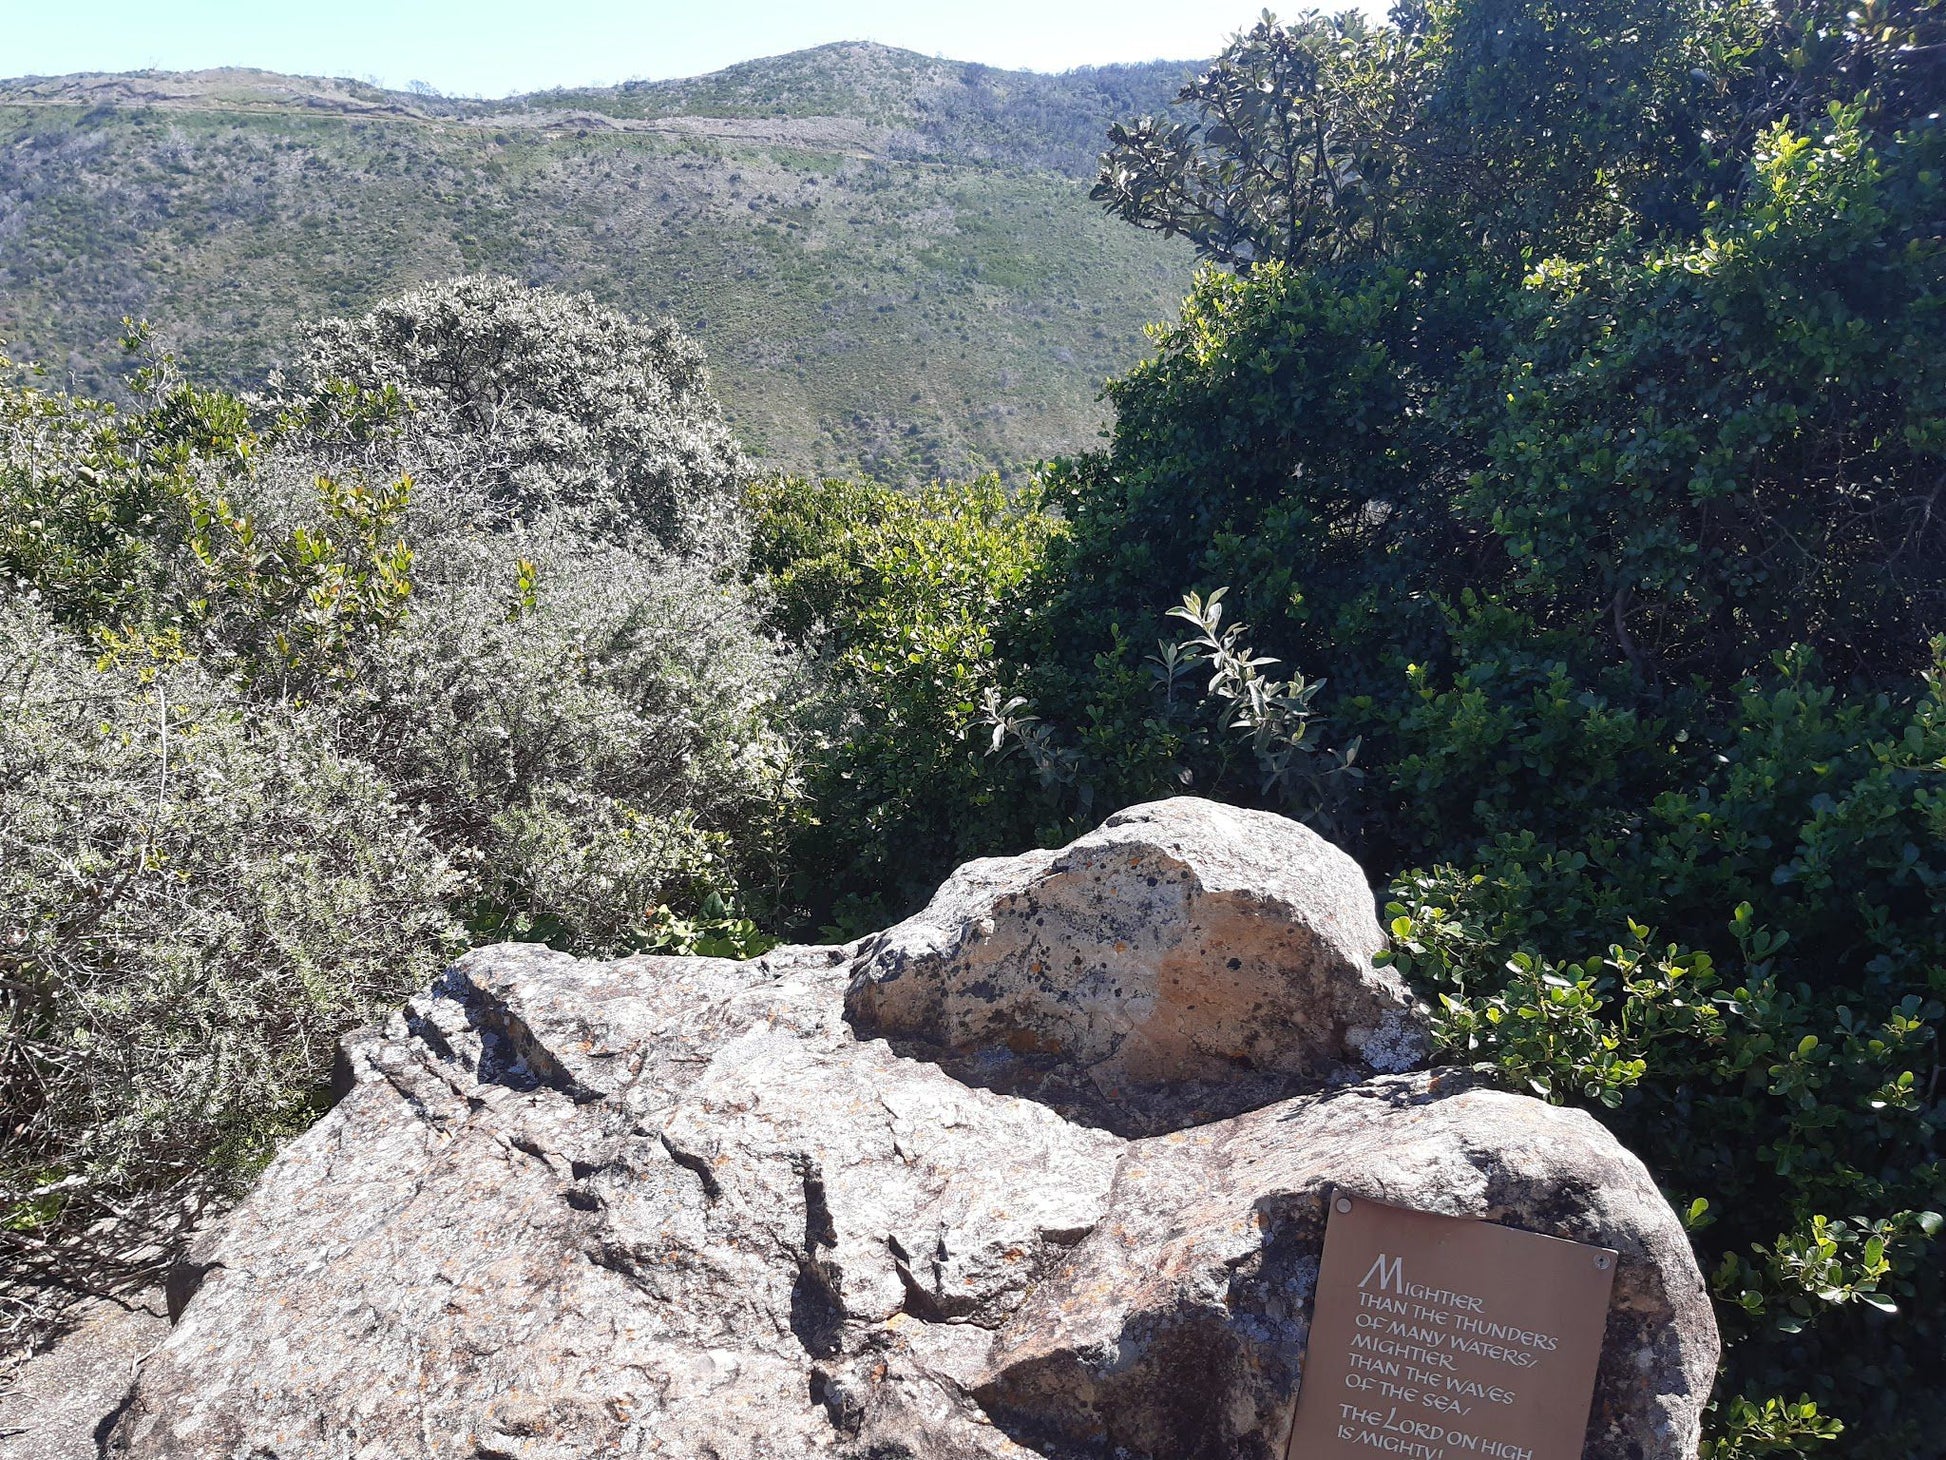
[845,797,1431,1135]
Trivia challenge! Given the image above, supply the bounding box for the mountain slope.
[0,44,1196,481]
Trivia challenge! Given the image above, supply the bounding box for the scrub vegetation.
[3,3,1943,1454]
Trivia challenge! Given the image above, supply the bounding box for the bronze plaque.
[1286,1195,1617,1460]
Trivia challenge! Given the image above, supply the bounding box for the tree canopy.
[1095,1,1944,268]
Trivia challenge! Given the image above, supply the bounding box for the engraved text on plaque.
[1285,1196,1617,1460]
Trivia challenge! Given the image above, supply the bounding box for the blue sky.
[1,1,1389,98]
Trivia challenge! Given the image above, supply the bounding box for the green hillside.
[0,45,1195,481]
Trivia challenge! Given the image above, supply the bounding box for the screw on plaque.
[1595,1254,1612,1270]
[1335,1197,1353,1214]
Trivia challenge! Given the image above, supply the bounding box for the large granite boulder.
[108,799,1718,1460]
[847,797,1430,1135]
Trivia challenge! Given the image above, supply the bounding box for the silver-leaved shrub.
[265,274,748,559]
[335,528,799,952]
[0,602,462,1297]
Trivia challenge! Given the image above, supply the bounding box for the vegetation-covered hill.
[0,45,1194,481]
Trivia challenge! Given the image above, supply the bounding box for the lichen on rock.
[846,797,1432,1135]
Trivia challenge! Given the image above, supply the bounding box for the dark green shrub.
[0,339,208,632]
[1374,641,1946,1452]
[747,475,1063,931]
[944,12,1946,1451]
